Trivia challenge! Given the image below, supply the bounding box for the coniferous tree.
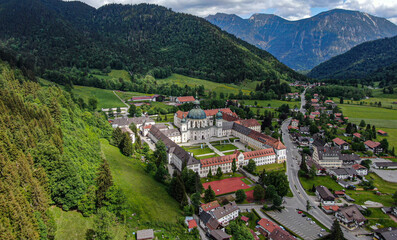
[324,220,346,240]
[232,159,237,174]
[119,132,133,156]
[96,160,113,208]
[204,185,216,203]
[111,127,123,146]
[216,167,223,179]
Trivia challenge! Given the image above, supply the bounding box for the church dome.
[187,108,206,119]
[216,110,223,119]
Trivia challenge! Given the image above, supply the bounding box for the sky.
[69,0,397,24]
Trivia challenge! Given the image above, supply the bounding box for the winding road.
[281,89,369,240]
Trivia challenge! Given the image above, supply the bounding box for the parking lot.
[266,207,324,240]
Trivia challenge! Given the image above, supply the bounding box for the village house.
[175,96,196,104]
[329,168,357,180]
[373,227,397,240]
[333,138,349,150]
[316,186,335,205]
[200,201,221,213]
[364,140,383,154]
[199,202,239,228]
[381,207,397,218]
[322,205,340,214]
[210,230,231,240]
[299,126,310,135]
[373,162,397,169]
[335,205,366,229]
[377,130,388,136]
[291,119,299,128]
[352,164,368,175]
[353,133,362,139]
[120,127,136,144]
[128,95,159,102]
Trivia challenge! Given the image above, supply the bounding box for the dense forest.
[0,0,306,86]
[0,55,135,238]
[308,35,397,85]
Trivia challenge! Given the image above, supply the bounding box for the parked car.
[306,218,311,221]
[297,211,302,214]
[302,214,306,217]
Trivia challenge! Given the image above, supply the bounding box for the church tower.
[215,110,223,137]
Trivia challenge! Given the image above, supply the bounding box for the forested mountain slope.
[308,35,397,85]
[206,9,397,70]
[0,54,113,239]
[0,0,305,83]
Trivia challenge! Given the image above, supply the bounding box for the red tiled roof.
[311,111,320,115]
[237,119,260,128]
[292,119,299,123]
[176,108,235,119]
[243,148,275,160]
[334,191,345,195]
[200,201,220,212]
[177,96,195,102]
[335,113,342,117]
[364,140,381,149]
[241,216,249,222]
[333,137,347,146]
[143,125,152,129]
[352,164,366,170]
[200,150,239,167]
[325,100,334,103]
[188,219,197,229]
[247,130,286,150]
[258,218,280,233]
[378,130,387,134]
[323,205,339,211]
[311,99,318,103]
[353,133,362,138]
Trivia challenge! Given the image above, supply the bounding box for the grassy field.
[92,69,131,82]
[182,145,215,156]
[100,139,182,223]
[214,144,238,152]
[49,207,126,240]
[157,73,252,96]
[72,86,125,109]
[243,99,300,109]
[339,104,397,149]
[256,163,286,173]
[299,174,397,206]
[366,208,397,229]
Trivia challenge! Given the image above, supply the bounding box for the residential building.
[335,205,366,229]
[377,130,388,136]
[373,162,397,169]
[136,229,154,240]
[340,153,361,165]
[329,168,357,180]
[353,133,362,139]
[316,186,335,205]
[257,218,295,240]
[210,230,231,240]
[352,164,368,175]
[111,116,155,131]
[322,205,339,214]
[373,227,397,240]
[312,146,342,168]
[120,127,136,144]
[299,126,310,135]
[338,180,353,189]
[176,96,195,104]
[333,138,349,150]
[269,229,296,240]
[211,202,239,226]
[291,119,299,128]
[381,207,397,217]
[364,140,383,154]
[199,211,221,231]
[200,201,221,213]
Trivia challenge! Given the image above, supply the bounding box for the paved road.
[112,90,130,109]
[281,88,370,240]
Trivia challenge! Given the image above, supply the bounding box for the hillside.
[206,9,397,70]
[308,35,397,84]
[0,0,305,84]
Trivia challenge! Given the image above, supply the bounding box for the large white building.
[148,102,286,176]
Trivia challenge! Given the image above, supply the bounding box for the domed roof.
[216,110,223,119]
[187,108,206,119]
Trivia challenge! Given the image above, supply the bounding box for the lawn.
[339,104,397,149]
[183,146,215,156]
[72,85,125,109]
[156,73,252,96]
[366,208,397,229]
[49,206,126,240]
[256,163,286,173]
[100,139,182,223]
[243,99,299,109]
[299,176,343,196]
[214,144,238,152]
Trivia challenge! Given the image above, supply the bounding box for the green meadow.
[72,86,125,109]
[100,139,182,223]
[156,73,252,95]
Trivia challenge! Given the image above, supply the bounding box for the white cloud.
[68,0,397,23]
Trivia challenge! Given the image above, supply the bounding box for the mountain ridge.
[0,0,306,84]
[206,9,397,70]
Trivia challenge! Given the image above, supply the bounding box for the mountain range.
[0,0,305,84]
[308,35,397,84]
[206,9,397,71]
